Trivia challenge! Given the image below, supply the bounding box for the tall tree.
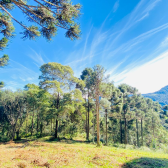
[100,97,111,145]
[39,62,84,138]
[92,65,107,146]
[118,84,137,144]
[80,68,94,141]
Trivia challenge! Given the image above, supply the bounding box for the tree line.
[0,62,168,148]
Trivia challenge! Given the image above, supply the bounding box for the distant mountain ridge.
[143,85,168,106]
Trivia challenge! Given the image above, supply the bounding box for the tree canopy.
[0,0,81,41]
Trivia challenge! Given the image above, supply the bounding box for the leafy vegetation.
[1,63,168,152]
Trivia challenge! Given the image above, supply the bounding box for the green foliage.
[0,0,81,40]
[0,63,168,153]
[0,54,9,67]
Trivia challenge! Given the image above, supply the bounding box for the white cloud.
[114,51,168,94]
[28,48,45,66]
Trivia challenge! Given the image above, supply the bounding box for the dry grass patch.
[1,139,168,167]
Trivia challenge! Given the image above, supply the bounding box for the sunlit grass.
[0,137,168,168]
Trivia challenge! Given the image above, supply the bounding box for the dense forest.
[1,62,168,149]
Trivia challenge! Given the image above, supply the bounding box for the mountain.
[143,85,168,106]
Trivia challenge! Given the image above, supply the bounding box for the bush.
[0,134,10,142]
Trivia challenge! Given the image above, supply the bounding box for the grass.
[0,137,168,168]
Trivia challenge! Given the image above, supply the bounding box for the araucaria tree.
[92,65,107,146]
[39,62,84,138]
[0,0,81,40]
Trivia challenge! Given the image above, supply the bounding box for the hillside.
[1,137,168,168]
[143,85,168,106]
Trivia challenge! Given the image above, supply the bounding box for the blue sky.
[1,0,168,94]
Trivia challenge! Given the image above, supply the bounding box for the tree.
[0,12,14,87]
[24,84,39,136]
[80,68,94,141]
[39,62,84,138]
[118,84,137,144]
[100,97,111,145]
[92,65,107,146]
[0,0,81,40]
[0,90,27,140]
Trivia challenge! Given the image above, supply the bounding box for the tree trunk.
[96,95,100,146]
[36,111,39,134]
[51,118,52,134]
[86,108,88,140]
[120,118,122,144]
[55,119,58,138]
[105,109,108,145]
[93,115,95,143]
[31,106,35,136]
[26,109,28,136]
[141,119,143,146]
[55,92,60,138]
[85,97,88,140]
[40,122,43,136]
[87,93,90,141]
[124,117,127,144]
[16,131,19,140]
[136,119,139,147]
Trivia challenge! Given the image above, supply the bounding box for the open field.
[1,137,168,168]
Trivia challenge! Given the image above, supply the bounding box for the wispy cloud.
[113,0,119,13]
[136,12,149,22]
[65,16,168,79]
[111,0,161,45]
[27,48,45,67]
[1,59,40,91]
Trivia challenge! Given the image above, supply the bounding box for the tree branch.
[0,4,30,31]
[15,3,48,30]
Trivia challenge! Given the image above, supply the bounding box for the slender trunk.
[136,119,139,147]
[26,108,28,136]
[105,109,108,145]
[40,122,43,136]
[93,115,95,143]
[36,111,39,134]
[16,131,19,140]
[120,118,122,144]
[124,117,127,144]
[51,119,52,134]
[55,119,58,138]
[55,92,60,138]
[86,109,88,139]
[85,97,87,140]
[141,118,143,146]
[31,106,35,136]
[26,114,28,135]
[96,95,100,146]
[87,93,90,141]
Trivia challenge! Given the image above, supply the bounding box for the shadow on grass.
[122,157,168,168]
[0,136,91,149]
[45,136,90,144]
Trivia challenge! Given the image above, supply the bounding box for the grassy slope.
[0,137,168,168]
